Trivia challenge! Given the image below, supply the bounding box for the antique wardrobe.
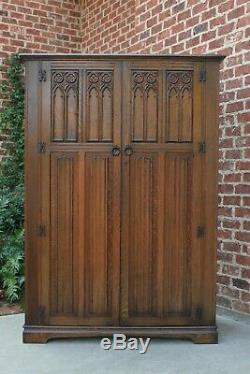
[21,54,223,343]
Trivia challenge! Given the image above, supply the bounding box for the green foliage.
[0,53,25,303]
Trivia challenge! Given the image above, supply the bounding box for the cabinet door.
[37,61,122,326]
[120,61,206,326]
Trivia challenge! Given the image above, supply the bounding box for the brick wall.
[81,0,250,315]
[0,0,81,156]
[0,0,249,315]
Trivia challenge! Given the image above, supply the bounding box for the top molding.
[19,53,226,62]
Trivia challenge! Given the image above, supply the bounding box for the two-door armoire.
[21,54,224,344]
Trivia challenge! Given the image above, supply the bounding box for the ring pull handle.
[111,145,121,157]
[124,145,133,156]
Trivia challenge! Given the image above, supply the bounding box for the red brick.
[243,174,250,183]
[244,222,250,231]
[236,162,250,171]
[241,292,250,303]
[226,101,244,113]
[236,255,250,267]
[236,232,250,242]
[235,208,250,218]
[217,275,231,286]
[223,242,241,253]
[223,173,241,183]
[225,150,242,159]
[243,197,250,207]
[235,64,250,76]
[218,250,234,263]
[242,269,250,279]
[227,6,245,21]
[235,184,250,194]
[237,88,250,99]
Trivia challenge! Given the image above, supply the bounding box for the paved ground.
[0,313,250,374]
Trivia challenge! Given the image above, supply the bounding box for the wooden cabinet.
[22,54,223,344]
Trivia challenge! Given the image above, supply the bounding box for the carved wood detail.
[51,70,79,142]
[50,153,78,316]
[126,154,158,317]
[163,153,192,316]
[84,153,113,317]
[86,71,114,142]
[166,71,193,143]
[132,71,158,142]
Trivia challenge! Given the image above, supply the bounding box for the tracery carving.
[131,71,159,142]
[166,71,193,143]
[86,71,114,142]
[52,70,79,92]
[167,71,192,93]
[51,70,79,142]
[87,71,113,92]
[132,71,158,93]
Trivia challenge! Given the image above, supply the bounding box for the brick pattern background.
[0,0,81,156]
[0,0,250,314]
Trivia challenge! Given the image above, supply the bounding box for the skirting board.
[23,325,218,344]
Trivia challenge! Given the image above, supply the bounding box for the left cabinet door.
[25,61,122,327]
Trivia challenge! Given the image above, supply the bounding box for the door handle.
[124,145,133,156]
[111,145,121,156]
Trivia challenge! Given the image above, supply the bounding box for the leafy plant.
[0,53,24,303]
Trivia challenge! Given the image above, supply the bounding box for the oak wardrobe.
[21,54,223,343]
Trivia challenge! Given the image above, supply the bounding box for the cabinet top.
[19,53,225,62]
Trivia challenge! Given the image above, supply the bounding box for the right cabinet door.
[120,60,209,326]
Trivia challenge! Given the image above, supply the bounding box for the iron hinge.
[196,306,203,320]
[38,141,46,153]
[38,69,46,82]
[37,224,46,237]
[199,142,206,154]
[197,226,205,238]
[199,69,206,82]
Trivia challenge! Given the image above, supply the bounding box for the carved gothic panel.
[132,71,158,142]
[86,71,113,142]
[166,71,193,143]
[51,70,79,142]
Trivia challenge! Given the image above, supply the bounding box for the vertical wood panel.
[181,88,192,141]
[167,88,179,142]
[166,71,193,143]
[127,155,158,317]
[53,88,64,141]
[164,154,192,316]
[66,88,78,141]
[102,88,113,141]
[84,154,112,317]
[50,153,77,316]
[51,70,79,142]
[133,88,144,141]
[146,88,157,141]
[88,88,99,141]
[131,71,158,142]
[86,71,114,142]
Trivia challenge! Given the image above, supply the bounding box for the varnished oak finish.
[23,325,218,344]
[22,54,223,344]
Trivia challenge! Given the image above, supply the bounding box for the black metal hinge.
[38,69,46,82]
[199,142,206,154]
[197,225,205,238]
[37,224,46,237]
[38,141,46,153]
[199,69,206,82]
